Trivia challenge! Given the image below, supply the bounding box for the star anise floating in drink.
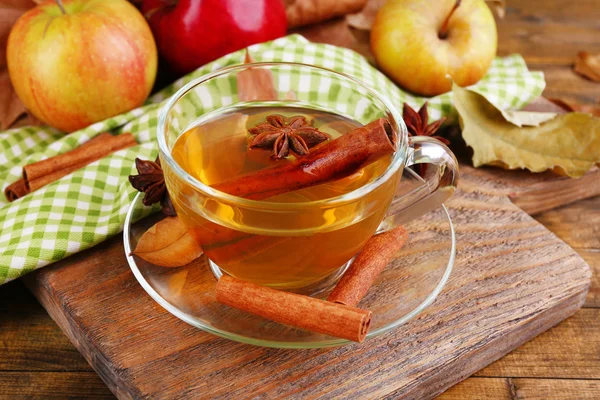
[129,157,176,216]
[402,102,450,146]
[248,114,329,159]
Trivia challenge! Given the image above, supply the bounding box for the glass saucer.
[124,171,456,349]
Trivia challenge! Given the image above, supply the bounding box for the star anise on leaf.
[129,157,176,216]
[402,102,450,146]
[248,114,329,159]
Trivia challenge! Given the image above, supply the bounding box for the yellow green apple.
[7,0,157,132]
[371,0,497,96]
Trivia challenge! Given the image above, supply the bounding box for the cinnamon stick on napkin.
[5,133,137,202]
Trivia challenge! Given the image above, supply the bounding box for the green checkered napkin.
[0,34,545,285]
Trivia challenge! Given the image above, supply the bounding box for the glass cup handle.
[379,136,459,231]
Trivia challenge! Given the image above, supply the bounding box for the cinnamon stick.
[216,275,372,342]
[212,118,396,199]
[4,178,28,202]
[25,133,137,191]
[286,0,368,28]
[328,226,409,306]
[134,119,395,267]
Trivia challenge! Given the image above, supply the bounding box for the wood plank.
[476,309,600,379]
[0,372,114,400]
[579,250,600,308]
[24,179,591,399]
[528,66,600,106]
[438,377,600,400]
[511,378,600,400]
[457,165,600,217]
[437,377,512,400]
[0,280,93,372]
[498,0,600,66]
[534,196,600,250]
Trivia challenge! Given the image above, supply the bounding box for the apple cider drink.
[163,106,399,289]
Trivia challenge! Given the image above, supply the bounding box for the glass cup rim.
[157,61,409,209]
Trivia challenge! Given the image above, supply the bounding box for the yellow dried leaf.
[454,82,600,178]
[500,109,557,127]
[133,217,203,267]
[574,51,600,82]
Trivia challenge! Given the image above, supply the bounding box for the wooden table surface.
[1,0,599,398]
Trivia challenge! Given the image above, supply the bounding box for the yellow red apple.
[371,0,497,96]
[7,0,157,132]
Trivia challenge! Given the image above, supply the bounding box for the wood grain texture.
[0,372,114,400]
[510,378,600,399]
[534,196,600,250]
[7,0,600,398]
[437,377,513,399]
[579,250,600,308]
[475,309,600,379]
[23,168,591,399]
[0,280,92,372]
[438,377,600,400]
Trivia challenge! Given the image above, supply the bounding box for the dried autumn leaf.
[346,0,386,30]
[522,97,571,114]
[237,50,278,101]
[499,109,557,127]
[0,0,39,129]
[548,98,600,118]
[484,0,505,19]
[454,82,600,178]
[133,217,203,267]
[574,51,600,82]
[294,18,373,62]
[286,0,368,28]
[0,69,26,130]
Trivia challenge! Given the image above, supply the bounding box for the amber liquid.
[165,106,398,289]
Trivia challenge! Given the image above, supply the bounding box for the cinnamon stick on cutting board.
[4,132,137,202]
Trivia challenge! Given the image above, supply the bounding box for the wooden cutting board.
[22,165,593,399]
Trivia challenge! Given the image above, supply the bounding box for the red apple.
[142,0,287,75]
[7,0,158,132]
[371,0,497,96]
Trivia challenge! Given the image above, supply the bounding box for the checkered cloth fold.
[0,35,545,284]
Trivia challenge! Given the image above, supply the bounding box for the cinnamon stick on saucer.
[216,275,372,342]
[328,226,409,307]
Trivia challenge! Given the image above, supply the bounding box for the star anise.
[402,102,450,146]
[129,157,176,216]
[248,114,329,159]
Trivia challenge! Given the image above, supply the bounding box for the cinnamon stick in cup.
[328,226,409,307]
[185,118,395,248]
[135,118,396,267]
[216,275,372,342]
[212,118,396,199]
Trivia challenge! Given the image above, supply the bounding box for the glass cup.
[158,62,458,291]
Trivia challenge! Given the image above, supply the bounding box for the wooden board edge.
[509,169,600,215]
[389,286,590,400]
[22,271,138,400]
